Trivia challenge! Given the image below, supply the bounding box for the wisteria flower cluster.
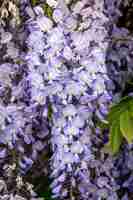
[0,0,133,199]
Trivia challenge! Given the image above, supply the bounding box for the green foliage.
[120,110,133,143]
[107,120,123,155]
[40,187,53,200]
[42,3,53,18]
[34,176,53,200]
[107,96,131,123]
[100,96,133,155]
[31,0,38,6]
[31,0,53,19]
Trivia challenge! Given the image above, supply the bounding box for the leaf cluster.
[100,96,133,155]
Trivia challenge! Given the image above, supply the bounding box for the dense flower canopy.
[0,0,133,199]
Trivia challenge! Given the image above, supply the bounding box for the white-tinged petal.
[37,16,53,32]
[71,141,83,154]
[47,0,58,8]
[63,104,77,117]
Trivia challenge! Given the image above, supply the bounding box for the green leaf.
[46,6,53,18]
[108,120,123,155]
[120,110,133,143]
[31,0,38,6]
[42,3,53,19]
[107,96,132,123]
[102,96,133,154]
[42,4,47,14]
[126,80,133,86]
[129,100,133,117]
[97,120,109,130]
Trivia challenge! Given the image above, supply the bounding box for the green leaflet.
[31,0,38,6]
[102,96,133,155]
[97,120,109,130]
[46,6,53,18]
[126,80,133,86]
[120,110,133,143]
[42,3,53,18]
[108,120,123,155]
[107,96,132,123]
[103,120,122,155]
[129,100,133,117]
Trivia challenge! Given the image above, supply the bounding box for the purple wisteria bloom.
[25,0,119,199]
[0,0,133,199]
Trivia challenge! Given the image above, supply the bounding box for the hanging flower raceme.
[24,0,122,199]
